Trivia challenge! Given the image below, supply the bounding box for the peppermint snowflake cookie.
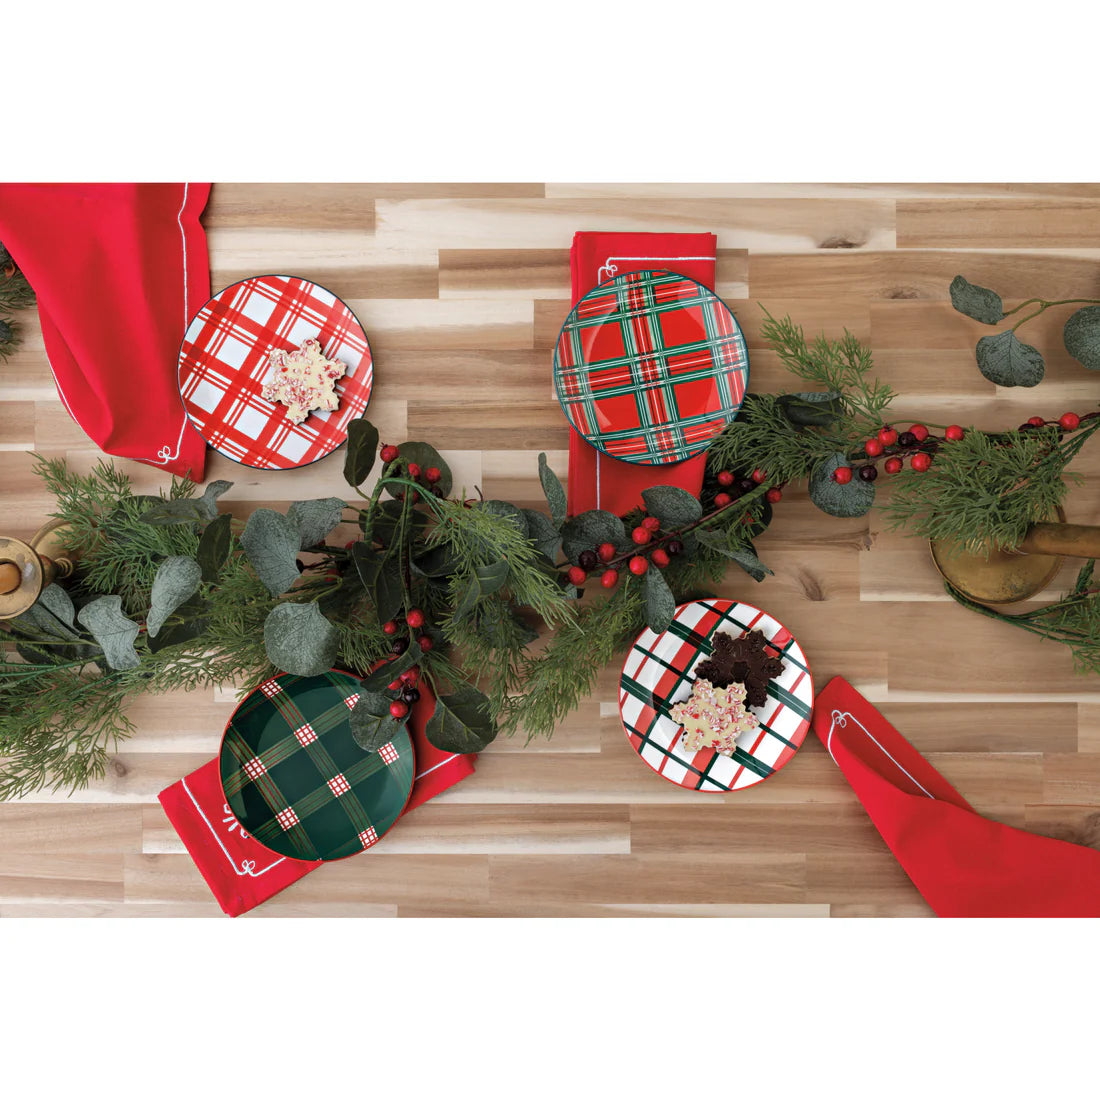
[261,338,346,425]
[669,677,759,756]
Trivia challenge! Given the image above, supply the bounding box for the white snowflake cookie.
[669,677,759,756]
[261,338,346,425]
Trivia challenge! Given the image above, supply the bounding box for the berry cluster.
[566,514,686,590]
[382,606,435,655]
[714,466,784,507]
[383,664,422,719]
[378,442,442,503]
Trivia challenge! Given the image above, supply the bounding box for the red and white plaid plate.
[619,599,814,792]
[177,274,373,469]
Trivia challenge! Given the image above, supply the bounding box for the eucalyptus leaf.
[644,567,677,633]
[147,594,210,653]
[537,452,567,527]
[949,275,1004,325]
[975,330,1045,388]
[196,512,233,582]
[693,530,774,581]
[359,650,417,692]
[146,556,202,637]
[412,544,462,578]
[479,500,529,536]
[288,497,346,549]
[139,498,207,526]
[37,584,76,630]
[368,499,429,547]
[387,441,452,498]
[263,602,339,677]
[1063,305,1100,371]
[522,508,562,561]
[350,544,404,622]
[240,508,301,596]
[197,480,233,520]
[777,391,844,428]
[343,418,380,488]
[454,560,511,619]
[424,686,497,753]
[808,453,876,518]
[77,595,140,670]
[641,485,703,527]
[350,691,405,752]
[561,509,626,563]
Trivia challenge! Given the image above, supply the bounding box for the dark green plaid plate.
[218,670,415,861]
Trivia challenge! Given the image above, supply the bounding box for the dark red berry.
[391,637,408,655]
[714,492,732,507]
[864,438,884,457]
[631,526,652,545]
[597,542,616,563]
[751,468,767,484]
[945,425,965,442]
[628,555,649,576]
[380,444,399,463]
[897,431,916,448]
[858,464,878,482]
[737,477,755,494]
[600,569,619,589]
[417,635,434,652]
[717,470,735,487]
[651,548,670,568]
[407,462,422,479]
[832,466,853,485]
[666,539,684,556]
[911,452,932,472]
[402,687,421,704]
[382,620,398,636]
[567,565,587,586]
[1018,422,1035,433]
[884,457,903,474]
[578,549,598,571]
[425,466,441,484]
[1060,412,1081,431]
[642,516,661,532]
[389,700,409,719]
[909,424,929,442]
[765,487,782,503]
[878,426,898,446]
[406,608,425,629]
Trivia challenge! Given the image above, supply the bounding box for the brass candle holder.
[930,507,1100,605]
[0,520,77,620]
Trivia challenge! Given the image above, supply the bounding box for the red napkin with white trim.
[0,183,210,479]
[158,680,475,916]
[565,231,717,516]
[815,676,1100,916]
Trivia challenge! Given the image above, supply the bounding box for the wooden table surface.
[4,182,1100,918]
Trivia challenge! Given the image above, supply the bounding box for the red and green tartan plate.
[553,269,749,466]
[178,274,374,470]
[619,599,814,792]
[219,670,415,861]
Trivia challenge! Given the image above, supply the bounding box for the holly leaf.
[139,499,207,526]
[288,497,346,549]
[693,530,773,582]
[240,508,301,596]
[1063,305,1100,371]
[641,485,703,527]
[350,691,406,752]
[197,480,233,520]
[561,509,626,563]
[386,441,452,498]
[147,594,210,653]
[975,330,1045,388]
[146,556,202,637]
[537,452,567,527]
[263,602,339,677]
[454,560,511,619]
[343,418,380,488]
[350,544,404,623]
[950,275,1004,325]
[777,391,843,428]
[196,512,233,582]
[424,686,497,753]
[77,595,141,670]
[644,567,677,634]
[808,452,875,518]
[522,508,562,561]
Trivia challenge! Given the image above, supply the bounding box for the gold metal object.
[0,520,77,620]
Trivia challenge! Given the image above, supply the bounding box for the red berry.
[884,456,903,474]
[382,620,398,636]
[400,667,420,685]
[878,426,898,446]
[567,565,587,586]
[1027,416,1045,427]
[417,635,434,652]
[765,487,782,503]
[380,444,399,463]
[600,569,619,589]
[406,608,425,629]
[717,470,735,487]
[597,542,616,563]
[425,466,441,484]
[631,526,652,545]
[642,516,661,532]
[714,492,732,507]
[389,700,409,719]
[945,425,965,442]
[864,438,884,457]
[751,468,767,484]
[1060,412,1081,431]
[909,424,929,442]
[387,679,403,691]
[407,462,422,479]
[651,548,670,568]
[911,452,932,472]
[628,555,649,576]
[832,466,853,485]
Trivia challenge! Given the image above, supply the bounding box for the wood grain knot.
[818,234,867,250]
[885,286,921,299]
[111,759,128,778]
[797,571,826,602]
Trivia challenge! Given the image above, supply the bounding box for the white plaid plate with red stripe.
[619,599,814,792]
[177,274,373,470]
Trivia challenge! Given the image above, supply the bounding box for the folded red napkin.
[566,231,718,516]
[159,680,475,916]
[815,676,1100,916]
[0,183,210,479]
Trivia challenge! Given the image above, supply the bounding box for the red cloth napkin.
[0,183,210,480]
[158,681,475,916]
[566,232,718,516]
[815,676,1100,916]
